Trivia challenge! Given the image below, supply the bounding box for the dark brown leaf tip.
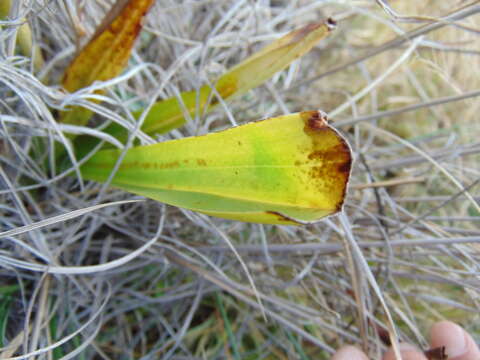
[424,346,447,360]
[326,18,337,30]
[301,110,329,131]
[290,22,322,44]
[372,322,391,346]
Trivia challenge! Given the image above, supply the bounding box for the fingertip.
[383,343,427,360]
[331,345,369,360]
[430,321,480,360]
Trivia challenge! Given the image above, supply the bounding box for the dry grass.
[1,1,479,359]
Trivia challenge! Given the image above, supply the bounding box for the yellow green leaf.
[80,111,351,225]
[212,19,337,103]
[105,87,211,144]
[59,0,154,127]
[101,18,337,143]
[0,1,10,18]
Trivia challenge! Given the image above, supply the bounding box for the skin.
[332,321,480,360]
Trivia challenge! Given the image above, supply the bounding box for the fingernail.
[442,323,468,358]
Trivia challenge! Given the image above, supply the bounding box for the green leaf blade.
[59,0,155,127]
[81,111,351,224]
[137,18,336,137]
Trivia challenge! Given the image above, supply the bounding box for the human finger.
[430,321,480,360]
[331,345,369,360]
[383,343,428,360]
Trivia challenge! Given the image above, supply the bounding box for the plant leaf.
[80,111,351,225]
[0,0,44,71]
[59,0,154,127]
[101,18,337,143]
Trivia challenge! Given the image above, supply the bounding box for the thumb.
[331,345,369,360]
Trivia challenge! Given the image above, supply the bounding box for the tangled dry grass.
[1,1,479,359]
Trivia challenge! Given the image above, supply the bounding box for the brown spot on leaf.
[300,110,329,134]
[120,160,139,170]
[209,77,238,106]
[308,143,349,163]
[216,77,238,99]
[197,159,207,166]
[157,161,180,169]
[298,115,352,213]
[307,150,323,160]
[338,160,351,174]
[122,160,179,170]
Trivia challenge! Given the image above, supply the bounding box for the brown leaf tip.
[290,22,322,44]
[424,346,447,360]
[290,18,335,44]
[326,18,337,30]
[337,161,351,174]
[372,322,391,346]
[301,110,329,131]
